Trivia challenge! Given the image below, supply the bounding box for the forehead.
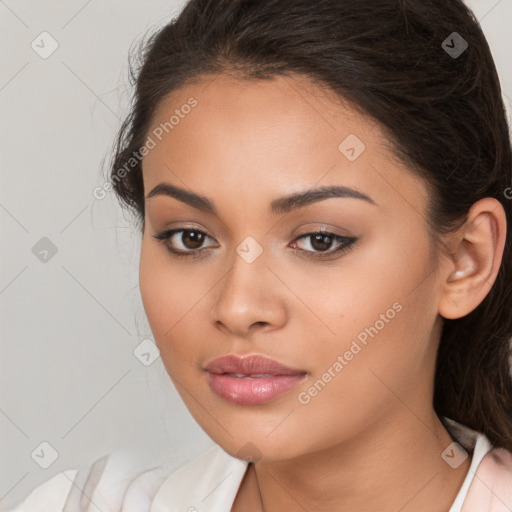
[148,73,377,152]
[141,73,428,217]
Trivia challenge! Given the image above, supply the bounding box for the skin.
[139,73,506,511]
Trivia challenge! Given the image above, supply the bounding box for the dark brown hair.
[107,0,512,449]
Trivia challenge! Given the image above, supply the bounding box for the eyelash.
[152,228,357,261]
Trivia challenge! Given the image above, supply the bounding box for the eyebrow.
[145,182,376,215]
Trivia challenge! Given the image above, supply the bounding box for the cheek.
[293,232,438,384]
[139,240,212,370]
[139,242,185,344]
[139,255,168,334]
[286,235,430,343]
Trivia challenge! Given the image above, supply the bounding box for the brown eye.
[180,230,205,249]
[291,230,357,259]
[310,233,335,252]
[152,228,217,258]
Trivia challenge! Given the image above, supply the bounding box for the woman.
[10,0,512,510]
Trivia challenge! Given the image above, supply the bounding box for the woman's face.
[139,73,446,461]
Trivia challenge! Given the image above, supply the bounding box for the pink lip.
[204,355,307,405]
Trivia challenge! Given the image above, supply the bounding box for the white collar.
[150,444,248,511]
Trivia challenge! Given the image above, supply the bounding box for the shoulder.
[463,447,512,512]
[155,443,241,487]
[7,449,177,512]
[8,469,77,512]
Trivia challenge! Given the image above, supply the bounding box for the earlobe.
[438,198,507,320]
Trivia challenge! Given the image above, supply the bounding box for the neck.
[249,410,470,512]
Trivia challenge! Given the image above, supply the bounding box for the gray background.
[1,0,511,509]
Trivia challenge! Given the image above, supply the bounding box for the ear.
[438,198,507,320]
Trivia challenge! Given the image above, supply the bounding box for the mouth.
[204,354,307,405]
[217,373,292,378]
[204,353,306,375]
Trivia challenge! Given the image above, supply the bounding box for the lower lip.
[207,372,307,405]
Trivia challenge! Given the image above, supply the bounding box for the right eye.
[152,228,218,259]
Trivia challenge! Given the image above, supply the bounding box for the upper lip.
[204,355,306,376]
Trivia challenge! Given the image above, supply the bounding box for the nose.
[209,252,287,338]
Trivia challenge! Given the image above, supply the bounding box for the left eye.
[152,228,357,259]
[291,231,357,258]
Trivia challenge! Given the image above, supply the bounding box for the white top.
[6,417,496,512]
[444,417,493,512]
